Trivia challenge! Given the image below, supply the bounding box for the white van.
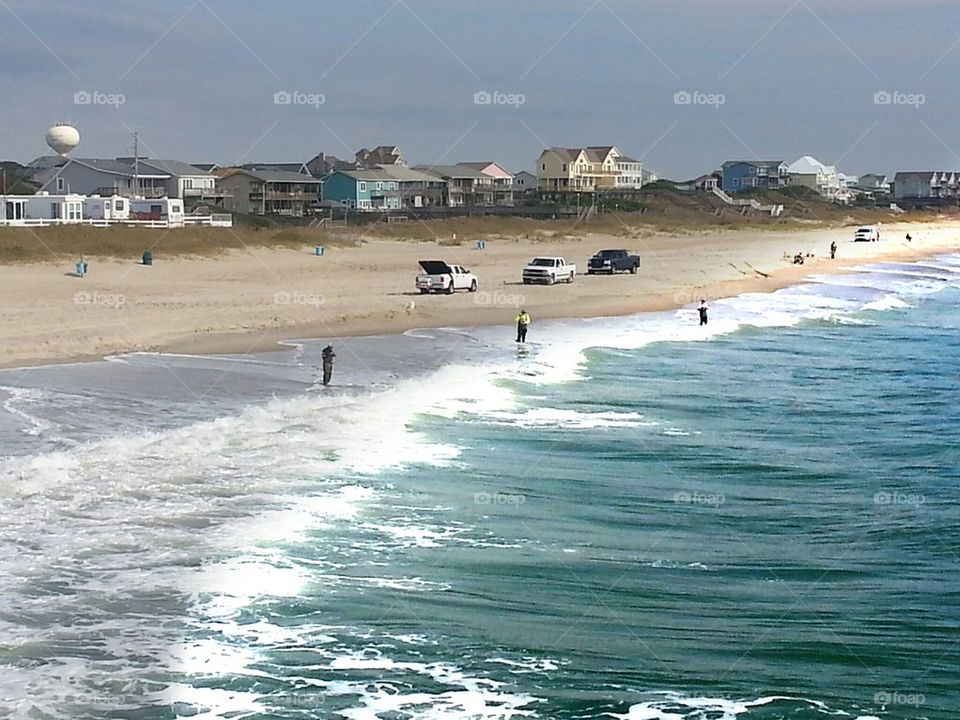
[853,226,879,242]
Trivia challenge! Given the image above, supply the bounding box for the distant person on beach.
[515,309,531,343]
[906,233,912,242]
[793,252,804,265]
[321,344,336,386]
[830,241,837,260]
[698,300,708,326]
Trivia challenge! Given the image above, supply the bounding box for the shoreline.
[2,221,958,370]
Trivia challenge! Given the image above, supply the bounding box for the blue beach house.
[321,169,401,210]
[721,160,788,192]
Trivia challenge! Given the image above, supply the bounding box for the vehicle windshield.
[596,250,623,258]
[856,228,873,233]
[530,258,555,266]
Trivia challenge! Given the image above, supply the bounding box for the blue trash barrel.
[142,251,153,266]
[315,245,324,256]
[76,260,86,276]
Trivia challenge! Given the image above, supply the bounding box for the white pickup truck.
[416,260,478,294]
[522,256,576,285]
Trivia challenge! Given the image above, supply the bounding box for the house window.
[56,177,65,191]
[376,182,383,191]
[358,181,366,192]
[562,164,567,171]
[541,164,546,171]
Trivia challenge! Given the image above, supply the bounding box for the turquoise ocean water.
[0,254,958,719]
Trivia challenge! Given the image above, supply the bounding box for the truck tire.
[446,282,455,295]
[420,288,428,294]
[567,272,574,283]
[629,265,637,274]
[548,275,555,285]
[469,279,478,292]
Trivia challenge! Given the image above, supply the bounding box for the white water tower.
[45,123,80,156]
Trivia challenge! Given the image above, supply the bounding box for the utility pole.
[133,132,139,196]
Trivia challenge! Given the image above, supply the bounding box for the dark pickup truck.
[587,249,641,274]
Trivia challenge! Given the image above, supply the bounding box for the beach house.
[321,168,401,210]
[0,193,85,225]
[893,171,958,201]
[786,156,845,200]
[456,162,514,205]
[693,172,721,191]
[537,147,616,193]
[215,168,321,215]
[28,157,219,203]
[615,155,644,190]
[721,160,788,192]
[322,166,447,210]
[855,174,890,195]
[536,146,644,194]
[414,165,494,207]
[513,171,539,195]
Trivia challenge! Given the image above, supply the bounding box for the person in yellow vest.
[515,309,531,343]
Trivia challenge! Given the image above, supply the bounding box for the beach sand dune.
[1,222,957,367]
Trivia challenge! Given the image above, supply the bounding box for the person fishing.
[515,309,531,343]
[321,344,336,386]
[698,299,708,326]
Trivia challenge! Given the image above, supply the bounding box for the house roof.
[218,168,321,184]
[542,148,583,162]
[722,160,785,169]
[239,162,308,174]
[375,165,446,183]
[66,158,169,178]
[133,159,213,177]
[331,168,396,181]
[457,161,513,178]
[413,165,489,179]
[584,146,617,162]
[892,171,953,181]
[356,146,403,166]
[787,156,826,174]
[617,155,641,164]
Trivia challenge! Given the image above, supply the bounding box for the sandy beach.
[1,220,958,368]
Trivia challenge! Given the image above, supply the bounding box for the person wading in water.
[321,344,336,386]
[515,309,531,343]
[698,300,708,326]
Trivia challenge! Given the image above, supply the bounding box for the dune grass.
[0,195,949,264]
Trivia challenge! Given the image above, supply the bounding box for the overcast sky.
[2,0,959,179]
